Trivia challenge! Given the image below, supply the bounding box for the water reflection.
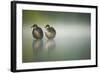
[32,39,56,62]
[45,39,56,51]
[45,39,56,61]
[32,39,43,62]
[32,39,43,50]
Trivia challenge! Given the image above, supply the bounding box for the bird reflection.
[45,39,56,61]
[45,39,56,52]
[32,39,43,62]
[32,39,43,50]
[32,39,56,62]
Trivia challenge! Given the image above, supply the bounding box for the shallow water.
[22,25,91,63]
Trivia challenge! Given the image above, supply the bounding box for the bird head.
[31,24,38,29]
[45,24,50,29]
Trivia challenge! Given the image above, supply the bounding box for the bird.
[31,24,43,40]
[45,24,56,39]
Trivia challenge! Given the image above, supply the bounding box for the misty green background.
[22,10,91,63]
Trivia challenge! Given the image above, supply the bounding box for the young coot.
[31,24,43,40]
[45,24,56,39]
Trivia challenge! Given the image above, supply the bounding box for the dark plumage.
[31,24,43,40]
[45,24,56,39]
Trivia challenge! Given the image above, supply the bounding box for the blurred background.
[22,10,91,63]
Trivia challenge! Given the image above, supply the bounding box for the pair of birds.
[31,24,56,40]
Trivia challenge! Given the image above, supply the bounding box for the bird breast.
[32,28,43,39]
[45,29,56,39]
